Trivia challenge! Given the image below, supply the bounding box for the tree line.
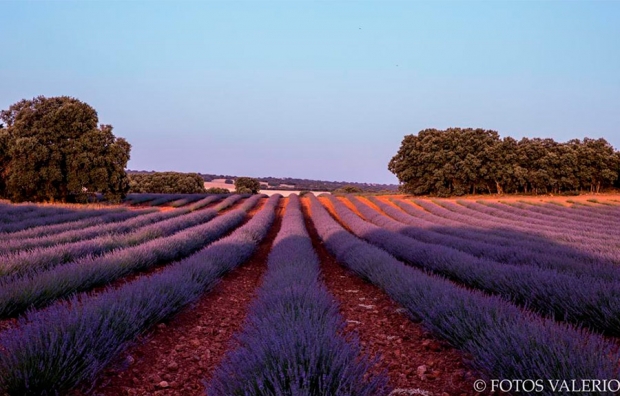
[128,173,262,195]
[389,128,620,197]
[128,172,206,194]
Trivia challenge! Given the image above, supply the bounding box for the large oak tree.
[0,96,131,202]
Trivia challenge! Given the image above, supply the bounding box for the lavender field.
[0,194,619,395]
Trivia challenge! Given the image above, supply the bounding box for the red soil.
[336,196,367,218]
[375,196,428,216]
[0,317,17,334]
[301,198,489,396]
[76,199,285,396]
[357,196,385,212]
[379,196,429,212]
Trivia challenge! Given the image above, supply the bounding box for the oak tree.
[0,96,131,203]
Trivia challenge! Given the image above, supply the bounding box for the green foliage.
[334,185,364,194]
[235,187,252,194]
[234,177,261,194]
[0,127,9,198]
[205,187,231,194]
[389,128,620,196]
[614,152,620,189]
[0,96,131,203]
[129,172,206,194]
[224,179,234,184]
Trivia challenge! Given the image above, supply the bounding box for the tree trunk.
[495,181,504,195]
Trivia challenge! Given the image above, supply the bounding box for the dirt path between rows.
[77,198,285,396]
[301,198,486,396]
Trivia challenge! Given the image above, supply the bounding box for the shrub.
[128,172,206,194]
[235,177,261,194]
[334,185,364,194]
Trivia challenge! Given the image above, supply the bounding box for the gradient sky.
[1,1,619,184]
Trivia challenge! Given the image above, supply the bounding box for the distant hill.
[127,171,398,193]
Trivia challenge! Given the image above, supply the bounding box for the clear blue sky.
[1,1,619,184]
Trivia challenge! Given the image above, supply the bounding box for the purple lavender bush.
[0,195,221,254]
[0,195,240,279]
[207,195,388,396]
[0,195,279,396]
[0,195,262,318]
[362,196,620,282]
[0,206,130,234]
[2,207,155,241]
[327,195,620,336]
[306,194,619,395]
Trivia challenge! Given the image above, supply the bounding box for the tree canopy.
[128,172,207,194]
[234,177,261,194]
[389,128,619,196]
[334,185,364,194]
[0,96,131,203]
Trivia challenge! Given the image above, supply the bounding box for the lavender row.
[185,194,225,211]
[307,194,619,394]
[329,195,620,336]
[0,195,279,395]
[3,207,156,241]
[510,201,620,228]
[418,199,620,259]
[388,198,550,248]
[0,205,73,224]
[502,200,620,225]
[124,193,160,204]
[0,195,263,318]
[415,198,601,249]
[364,197,620,282]
[0,203,43,218]
[454,200,618,245]
[415,198,571,242]
[479,201,620,236]
[0,196,221,254]
[572,200,620,215]
[0,209,159,254]
[148,194,197,206]
[454,199,611,239]
[0,195,241,280]
[208,195,387,395]
[0,202,100,222]
[393,197,618,266]
[523,199,620,218]
[169,194,216,208]
[0,206,130,234]
[125,193,208,206]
